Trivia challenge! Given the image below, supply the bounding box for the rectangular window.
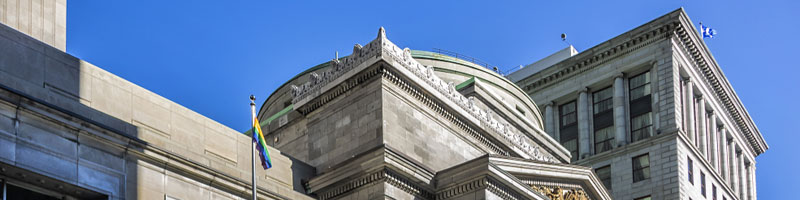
[560,101,579,161]
[701,172,707,197]
[593,87,615,154]
[635,196,652,200]
[592,87,613,114]
[632,154,650,182]
[594,126,615,153]
[629,71,651,100]
[713,185,717,200]
[688,157,694,184]
[629,71,653,143]
[595,165,612,191]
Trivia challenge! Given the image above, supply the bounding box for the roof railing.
[431,48,507,76]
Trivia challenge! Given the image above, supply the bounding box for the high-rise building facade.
[509,8,767,200]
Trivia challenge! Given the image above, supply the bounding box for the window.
[713,184,717,200]
[635,196,652,200]
[595,165,612,191]
[701,172,707,197]
[632,154,650,182]
[629,71,653,143]
[593,87,613,115]
[594,127,615,153]
[3,182,61,200]
[560,101,579,161]
[688,157,694,184]
[593,87,615,153]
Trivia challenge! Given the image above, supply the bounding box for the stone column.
[719,127,728,181]
[545,103,555,139]
[578,89,591,159]
[697,96,707,156]
[684,79,696,145]
[708,111,717,169]
[732,146,740,194]
[750,163,757,200]
[739,155,746,199]
[730,142,737,189]
[613,74,627,146]
[651,64,660,131]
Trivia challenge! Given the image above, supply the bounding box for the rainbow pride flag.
[252,117,272,169]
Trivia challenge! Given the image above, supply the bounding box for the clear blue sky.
[66,1,798,198]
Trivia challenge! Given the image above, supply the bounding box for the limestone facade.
[0,20,314,199]
[0,0,66,51]
[509,8,767,200]
[257,27,613,199]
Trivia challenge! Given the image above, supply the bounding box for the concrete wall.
[0,21,312,199]
[0,0,65,51]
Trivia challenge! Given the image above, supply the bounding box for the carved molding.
[673,20,767,155]
[521,23,674,92]
[436,177,528,200]
[317,168,433,200]
[289,27,556,163]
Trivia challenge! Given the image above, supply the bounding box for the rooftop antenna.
[335,51,339,61]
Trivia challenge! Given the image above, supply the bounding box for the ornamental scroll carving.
[290,27,556,163]
[531,186,589,200]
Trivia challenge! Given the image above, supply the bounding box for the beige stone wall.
[0,19,312,199]
[0,0,66,51]
[382,78,485,171]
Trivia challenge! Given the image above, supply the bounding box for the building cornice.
[288,27,561,163]
[518,8,767,156]
[672,11,768,155]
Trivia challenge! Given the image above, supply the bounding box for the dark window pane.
[632,154,650,182]
[6,183,60,200]
[595,165,612,191]
[594,126,615,153]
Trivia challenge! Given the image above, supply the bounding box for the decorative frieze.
[531,185,590,200]
[290,27,556,163]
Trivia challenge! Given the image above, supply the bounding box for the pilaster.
[683,78,695,145]
[613,74,627,147]
[577,89,590,159]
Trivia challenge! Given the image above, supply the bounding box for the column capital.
[578,87,589,93]
[707,109,715,115]
[614,72,625,79]
[695,95,704,100]
[683,77,692,83]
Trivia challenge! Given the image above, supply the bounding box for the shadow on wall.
[0,21,142,199]
[0,21,315,200]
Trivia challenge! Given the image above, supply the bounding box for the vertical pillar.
[684,79,696,145]
[578,89,591,159]
[651,63,660,131]
[739,155,746,199]
[750,163,757,200]
[732,146,740,194]
[708,111,717,169]
[730,142,737,189]
[720,128,728,181]
[697,96,707,156]
[545,103,555,139]
[613,74,627,146]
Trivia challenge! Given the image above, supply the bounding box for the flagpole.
[249,95,258,200]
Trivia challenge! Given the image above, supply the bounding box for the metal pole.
[250,95,257,200]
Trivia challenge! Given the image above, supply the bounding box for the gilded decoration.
[531,186,589,200]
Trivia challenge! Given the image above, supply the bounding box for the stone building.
[508,8,767,200]
[256,27,613,199]
[0,1,766,200]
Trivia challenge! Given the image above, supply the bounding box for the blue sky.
[66,1,798,198]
